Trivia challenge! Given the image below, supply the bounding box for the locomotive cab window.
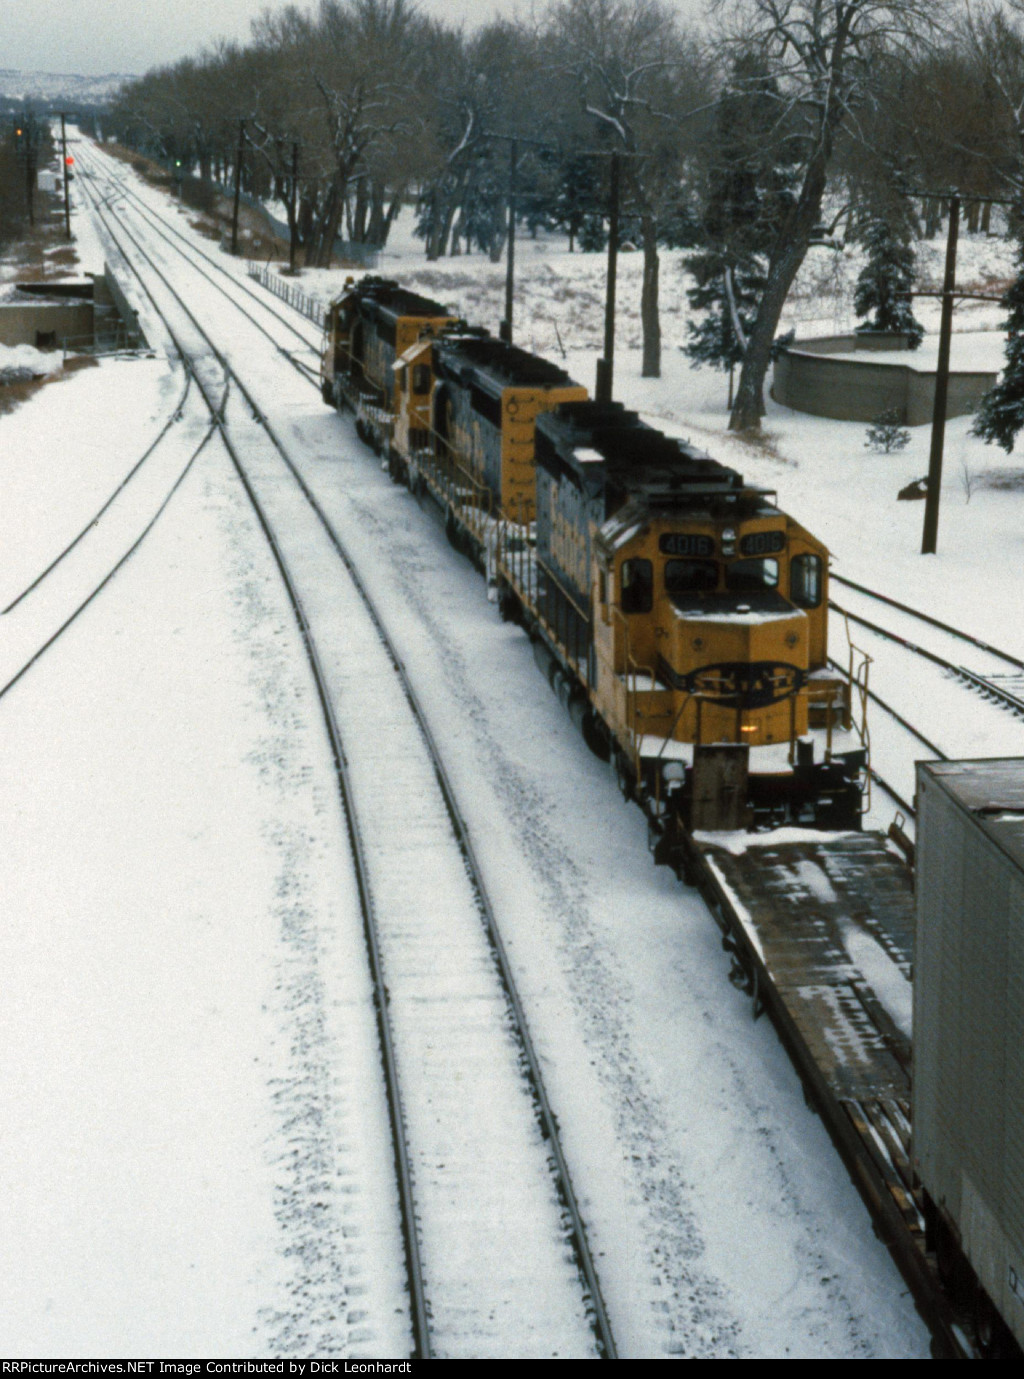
[665,559,718,594]
[412,364,432,395]
[620,558,653,613]
[726,557,779,592]
[790,553,823,608]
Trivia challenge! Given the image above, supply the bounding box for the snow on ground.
[0,423,408,1356]
[6,140,1024,1358]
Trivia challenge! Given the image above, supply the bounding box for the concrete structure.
[772,332,997,426]
[0,270,145,352]
[0,288,93,349]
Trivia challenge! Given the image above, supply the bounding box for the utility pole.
[501,139,518,345]
[595,151,620,404]
[921,193,960,556]
[24,114,37,227]
[231,119,245,256]
[289,141,299,274]
[59,112,71,240]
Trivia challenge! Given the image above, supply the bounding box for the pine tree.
[854,212,923,346]
[865,407,911,453]
[684,55,797,375]
[973,228,1024,452]
[686,252,764,370]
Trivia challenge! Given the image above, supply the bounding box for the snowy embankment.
[0,342,66,384]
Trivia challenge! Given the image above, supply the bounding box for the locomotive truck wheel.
[614,750,635,801]
[498,587,521,624]
[972,1289,1013,1358]
[581,709,611,762]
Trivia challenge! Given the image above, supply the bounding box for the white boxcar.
[913,758,1024,1352]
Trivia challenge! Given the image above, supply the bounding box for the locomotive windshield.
[665,559,718,593]
[725,558,779,591]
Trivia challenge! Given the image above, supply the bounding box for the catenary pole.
[501,139,518,345]
[60,113,71,239]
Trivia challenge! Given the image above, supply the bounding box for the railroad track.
[829,573,1024,823]
[79,152,323,386]
[832,572,1024,716]
[76,138,616,1359]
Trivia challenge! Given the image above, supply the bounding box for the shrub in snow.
[865,407,910,453]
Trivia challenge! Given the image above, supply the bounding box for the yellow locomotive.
[322,279,868,844]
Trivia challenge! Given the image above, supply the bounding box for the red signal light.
[65,156,74,166]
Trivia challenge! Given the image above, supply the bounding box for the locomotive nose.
[666,594,810,746]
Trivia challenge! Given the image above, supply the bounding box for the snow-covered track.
[75,146,322,387]
[78,139,616,1360]
[831,572,1024,672]
[1,369,193,615]
[828,580,1024,820]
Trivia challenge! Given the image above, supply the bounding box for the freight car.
[914,759,1024,1358]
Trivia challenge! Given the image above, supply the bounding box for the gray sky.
[0,0,711,79]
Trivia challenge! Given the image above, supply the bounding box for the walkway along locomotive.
[320,274,1017,1357]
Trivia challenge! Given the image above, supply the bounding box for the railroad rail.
[831,572,1024,672]
[75,143,616,1359]
[86,158,323,383]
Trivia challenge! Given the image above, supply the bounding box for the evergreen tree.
[686,252,764,370]
[854,212,923,346]
[865,407,911,453]
[684,55,797,375]
[973,227,1024,452]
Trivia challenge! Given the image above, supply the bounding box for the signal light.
[65,156,74,166]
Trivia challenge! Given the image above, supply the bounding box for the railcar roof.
[434,332,580,398]
[536,401,765,503]
[920,759,1024,873]
[339,276,452,324]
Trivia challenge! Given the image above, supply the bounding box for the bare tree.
[547,0,708,377]
[710,0,941,431]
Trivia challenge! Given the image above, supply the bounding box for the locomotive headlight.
[721,526,737,555]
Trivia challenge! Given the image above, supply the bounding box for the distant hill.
[0,70,131,107]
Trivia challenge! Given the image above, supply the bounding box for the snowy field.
[2,139,1023,1358]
